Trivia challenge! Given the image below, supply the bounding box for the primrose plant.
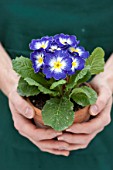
[12,33,105,131]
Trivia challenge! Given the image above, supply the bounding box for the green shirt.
[0,0,113,170]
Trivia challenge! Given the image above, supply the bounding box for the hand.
[57,76,112,150]
[8,88,71,156]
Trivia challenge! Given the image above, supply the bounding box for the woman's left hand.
[57,75,113,151]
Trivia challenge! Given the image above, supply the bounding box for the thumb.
[89,87,108,116]
[9,91,35,119]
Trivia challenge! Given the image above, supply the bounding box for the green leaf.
[71,86,97,106]
[66,66,91,90]
[42,97,75,131]
[38,86,59,96]
[12,56,48,85]
[50,80,66,89]
[85,47,105,75]
[24,77,59,96]
[17,77,40,97]
[24,77,41,86]
[77,70,91,85]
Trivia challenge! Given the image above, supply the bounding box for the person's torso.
[0,0,113,60]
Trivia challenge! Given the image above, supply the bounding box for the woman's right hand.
[8,87,70,156]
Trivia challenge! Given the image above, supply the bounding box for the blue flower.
[69,46,89,59]
[43,51,72,80]
[68,55,85,75]
[29,36,52,51]
[48,42,61,53]
[30,51,45,73]
[54,33,79,48]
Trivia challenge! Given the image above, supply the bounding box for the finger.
[9,101,62,140]
[66,97,112,134]
[57,127,104,151]
[9,90,35,119]
[27,137,70,156]
[89,85,111,116]
[37,140,70,150]
[40,149,70,156]
[58,127,104,144]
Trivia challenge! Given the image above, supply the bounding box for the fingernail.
[90,105,98,115]
[58,136,63,140]
[56,132,62,135]
[25,107,34,118]
[65,153,70,156]
[66,129,71,131]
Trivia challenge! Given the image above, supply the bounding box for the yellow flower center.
[54,61,62,69]
[62,40,66,45]
[60,38,67,45]
[38,57,43,64]
[70,47,78,53]
[72,61,77,67]
[41,44,46,49]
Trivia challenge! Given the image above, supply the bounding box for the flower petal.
[44,53,56,67]
[54,33,79,48]
[30,51,44,73]
[72,56,85,70]
[29,39,39,50]
[43,66,53,79]
[52,70,66,80]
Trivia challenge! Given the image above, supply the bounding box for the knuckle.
[85,128,93,134]
[83,136,91,144]
[14,122,17,129]
[80,145,86,149]
[14,121,20,131]
[103,87,112,98]
[81,144,88,149]
[21,123,29,133]
[18,130,24,136]
[35,129,44,141]
[108,117,111,124]
[105,115,111,125]
[14,122,24,135]
[39,147,45,152]
[98,98,106,107]
[98,127,104,133]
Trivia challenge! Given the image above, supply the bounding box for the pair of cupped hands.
[8,74,113,156]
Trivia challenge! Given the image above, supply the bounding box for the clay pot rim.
[27,82,91,116]
[27,98,89,114]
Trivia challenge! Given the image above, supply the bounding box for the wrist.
[0,68,19,97]
[0,44,19,97]
[93,71,113,94]
[103,54,113,94]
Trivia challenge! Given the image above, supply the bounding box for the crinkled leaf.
[66,66,91,90]
[17,77,40,97]
[50,79,66,90]
[71,86,97,106]
[24,77,59,96]
[12,56,48,86]
[42,97,75,131]
[85,47,105,75]
[24,77,41,86]
[76,70,91,85]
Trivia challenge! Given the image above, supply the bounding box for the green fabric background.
[0,0,113,169]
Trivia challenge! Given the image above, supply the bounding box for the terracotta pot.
[27,98,90,129]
